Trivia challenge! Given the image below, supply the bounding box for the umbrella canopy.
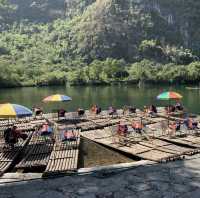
[43,94,72,102]
[0,103,32,118]
[157,91,182,100]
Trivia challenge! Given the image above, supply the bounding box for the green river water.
[0,85,199,114]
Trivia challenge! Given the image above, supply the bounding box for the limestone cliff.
[2,0,200,53]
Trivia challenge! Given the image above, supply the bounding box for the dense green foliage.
[0,0,200,87]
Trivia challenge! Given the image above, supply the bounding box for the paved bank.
[1,155,200,198]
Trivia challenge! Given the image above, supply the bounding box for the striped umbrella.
[0,103,32,118]
[157,91,182,126]
[43,94,72,102]
[157,91,182,100]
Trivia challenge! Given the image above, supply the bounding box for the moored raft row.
[74,112,163,132]
[0,108,137,127]
[158,134,200,149]
[81,127,198,163]
[138,139,198,156]
[77,118,123,131]
[1,106,200,177]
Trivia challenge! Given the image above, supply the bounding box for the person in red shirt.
[132,121,143,133]
[38,119,55,143]
[117,122,128,136]
[58,108,66,119]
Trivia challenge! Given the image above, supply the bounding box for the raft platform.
[0,131,32,176]
[158,134,200,149]
[43,130,80,177]
[81,127,198,163]
[16,133,54,171]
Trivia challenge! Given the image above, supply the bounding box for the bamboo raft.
[73,113,163,132]
[43,130,80,177]
[139,139,198,156]
[158,134,200,149]
[0,131,32,176]
[0,107,200,177]
[81,127,197,162]
[16,133,54,170]
[0,109,137,127]
[0,114,161,137]
[0,124,35,139]
[77,118,123,131]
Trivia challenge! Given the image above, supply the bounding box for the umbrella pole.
[57,104,59,121]
[168,99,170,127]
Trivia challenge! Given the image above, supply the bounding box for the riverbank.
[1,154,200,198]
[1,80,200,89]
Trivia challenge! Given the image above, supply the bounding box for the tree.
[164,46,198,65]
[139,40,165,62]
[187,62,200,81]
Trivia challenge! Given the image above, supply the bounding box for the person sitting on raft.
[123,106,136,115]
[148,105,157,117]
[39,123,52,136]
[117,122,128,136]
[128,106,136,114]
[132,121,143,134]
[4,125,28,149]
[122,106,128,115]
[38,119,55,142]
[91,104,101,114]
[165,105,176,114]
[168,121,181,135]
[184,118,198,130]
[61,128,76,141]
[108,106,117,115]
[32,106,43,116]
[58,108,66,119]
[175,101,184,111]
[77,108,85,116]
[143,106,149,114]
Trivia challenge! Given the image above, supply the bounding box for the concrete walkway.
[1,155,200,198]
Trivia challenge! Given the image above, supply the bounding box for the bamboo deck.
[81,127,197,162]
[0,124,35,139]
[158,134,200,149]
[43,130,80,177]
[73,113,164,132]
[77,118,122,131]
[0,107,200,177]
[16,133,54,170]
[0,131,32,176]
